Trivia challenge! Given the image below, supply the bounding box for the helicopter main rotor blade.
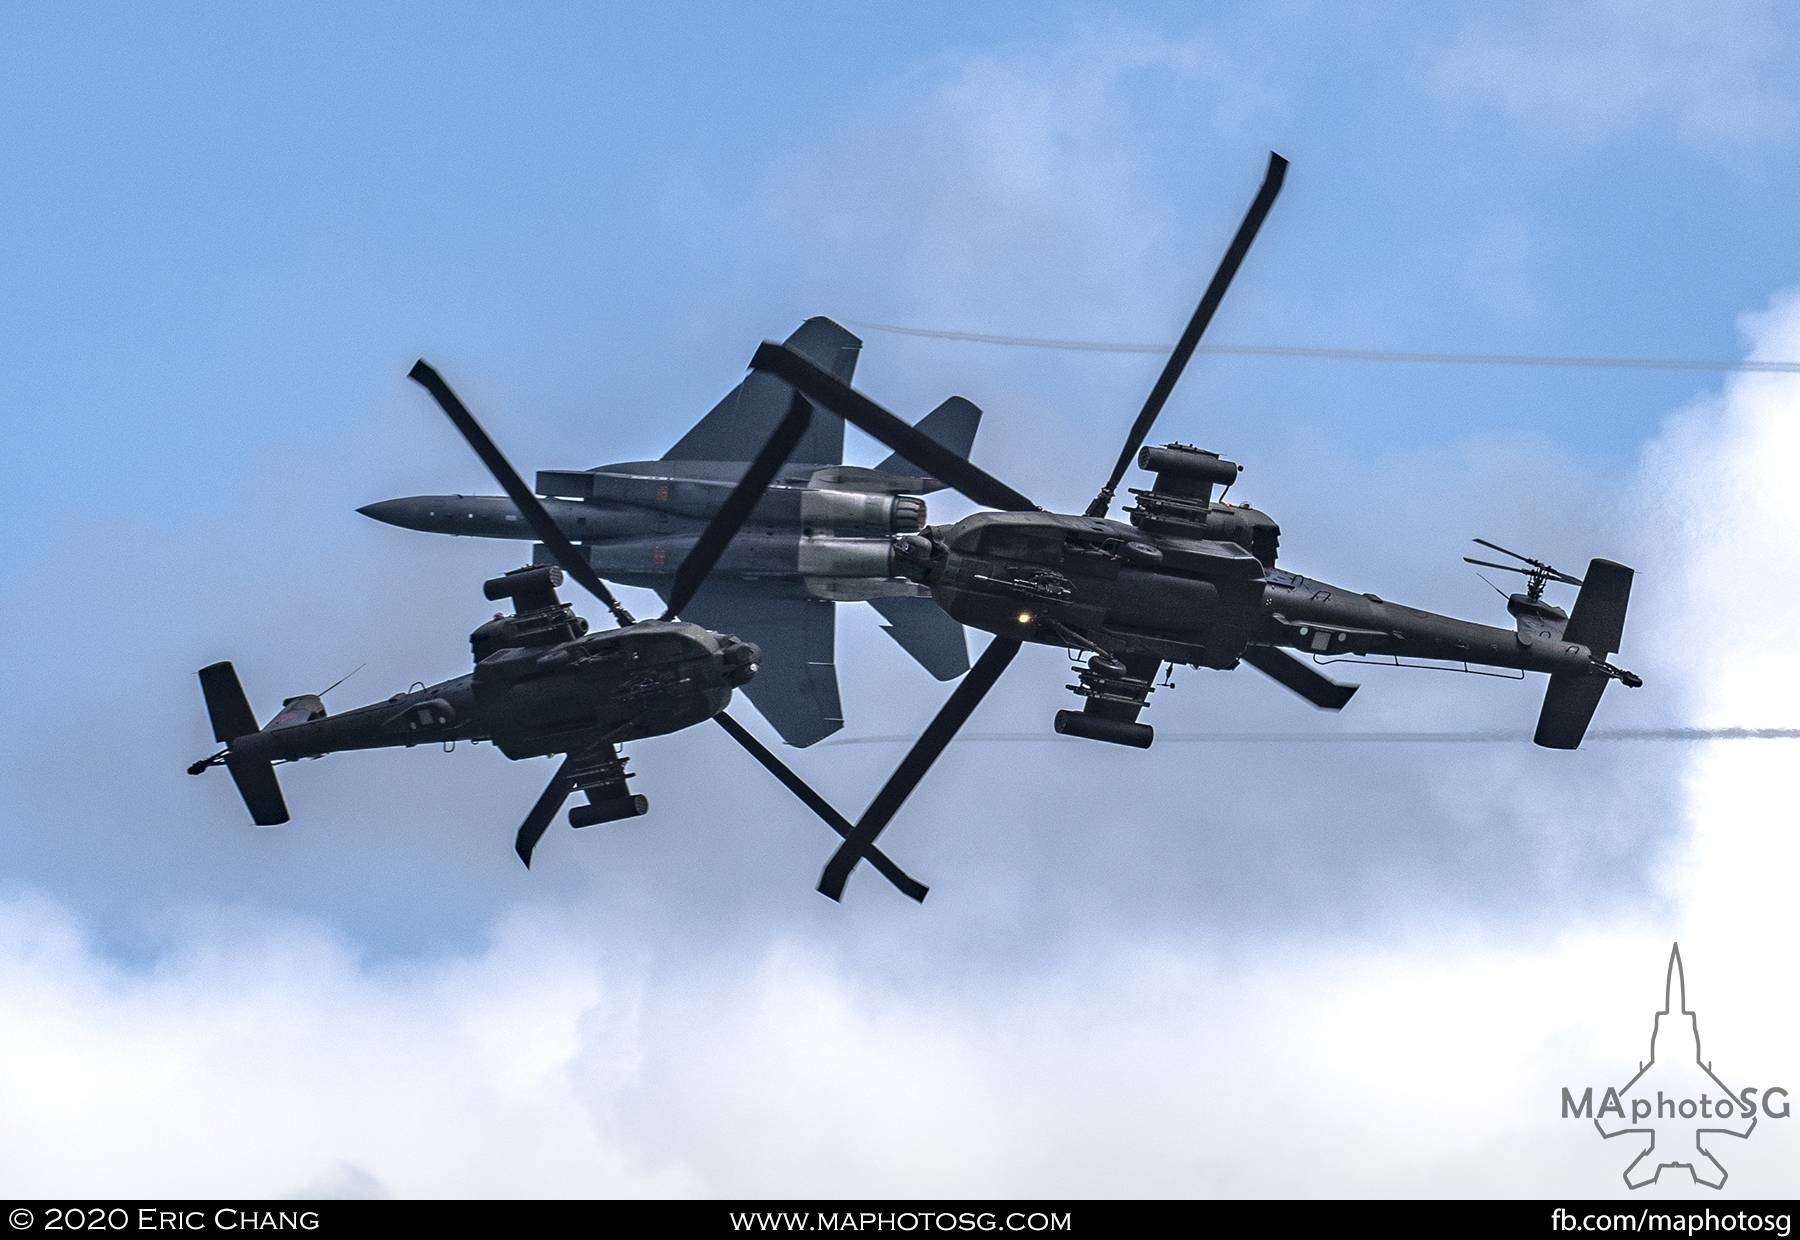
[663,392,931,899]
[661,392,813,622]
[515,759,576,868]
[713,712,929,903]
[1086,152,1288,518]
[818,635,1022,901]
[750,342,1037,513]
[408,360,637,626]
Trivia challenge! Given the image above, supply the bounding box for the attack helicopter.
[743,152,1644,900]
[188,360,926,897]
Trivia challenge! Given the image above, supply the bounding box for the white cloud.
[0,899,697,1198]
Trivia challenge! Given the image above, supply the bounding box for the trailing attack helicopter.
[744,151,1644,900]
[188,360,926,896]
[359,317,983,748]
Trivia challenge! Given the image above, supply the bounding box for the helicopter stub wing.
[1241,646,1359,710]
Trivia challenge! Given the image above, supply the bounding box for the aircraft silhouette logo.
[1577,944,1772,1189]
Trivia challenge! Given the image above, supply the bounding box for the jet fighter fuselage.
[363,457,935,602]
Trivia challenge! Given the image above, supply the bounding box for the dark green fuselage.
[227,616,758,766]
[898,509,1598,677]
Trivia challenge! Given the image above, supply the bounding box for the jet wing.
[661,318,861,467]
[658,578,844,748]
[868,594,970,681]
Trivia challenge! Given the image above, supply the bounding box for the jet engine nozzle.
[892,495,927,532]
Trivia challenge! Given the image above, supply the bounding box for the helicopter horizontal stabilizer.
[198,661,258,743]
[225,756,290,827]
[1534,560,1635,749]
[196,662,291,824]
[1535,673,1608,750]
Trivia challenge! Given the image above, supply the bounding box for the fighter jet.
[360,317,982,748]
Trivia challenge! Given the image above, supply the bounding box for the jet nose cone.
[357,497,439,531]
[357,498,405,523]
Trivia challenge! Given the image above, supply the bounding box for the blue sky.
[2,1,1798,1197]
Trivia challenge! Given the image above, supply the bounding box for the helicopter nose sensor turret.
[719,635,761,686]
[890,532,936,581]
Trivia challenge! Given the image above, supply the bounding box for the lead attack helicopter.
[188,360,926,896]
[742,152,1644,900]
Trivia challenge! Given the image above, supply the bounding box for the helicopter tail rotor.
[1463,537,1584,603]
